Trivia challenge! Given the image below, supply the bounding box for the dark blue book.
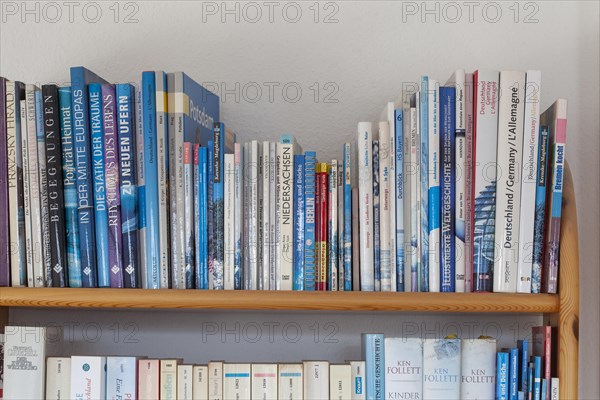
[439,87,456,292]
[70,66,108,287]
[533,356,542,400]
[372,140,381,291]
[507,347,519,400]
[196,146,209,289]
[293,154,305,290]
[207,140,215,289]
[303,151,316,291]
[496,352,509,400]
[517,340,529,392]
[531,126,549,293]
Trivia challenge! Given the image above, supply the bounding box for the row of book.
[0,68,568,293]
[1,326,558,400]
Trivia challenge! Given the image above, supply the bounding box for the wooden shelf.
[0,287,559,313]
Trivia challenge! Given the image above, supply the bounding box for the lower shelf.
[0,288,559,313]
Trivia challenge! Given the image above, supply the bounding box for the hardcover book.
[464,72,475,292]
[0,77,9,286]
[262,141,271,290]
[184,142,195,288]
[329,160,339,291]
[394,109,405,292]
[423,338,461,399]
[496,352,509,400]
[362,333,385,400]
[408,96,420,292]
[251,363,278,400]
[419,78,430,292]
[234,143,244,289]
[106,356,137,400]
[315,162,329,291]
[427,78,441,293]
[303,361,329,400]
[384,338,423,400]
[135,86,148,289]
[3,326,46,400]
[224,152,235,290]
[531,126,549,294]
[223,363,251,400]
[532,326,554,400]
[460,338,496,400]
[71,356,106,400]
[197,146,209,289]
[378,122,392,292]
[45,357,71,400]
[330,364,352,400]
[381,102,398,292]
[343,143,353,291]
[138,359,159,400]
[293,154,305,290]
[372,140,380,291]
[357,122,374,291]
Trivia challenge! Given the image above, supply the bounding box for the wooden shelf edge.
[0,288,559,313]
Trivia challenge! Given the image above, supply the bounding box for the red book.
[315,163,321,291]
[532,325,554,400]
[316,163,329,291]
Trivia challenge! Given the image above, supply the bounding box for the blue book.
[197,147,209,289]
[361,333,384,400]
[420,76,429,292]
[394,110,404,292]
[372,140,381,291]
[174,73,219,146]
[303,151,317,290]
[88,83,110,287]
[58,87,82,287]
[527,364,534,400]
[212,122,227,290]
[439,87,456,292]
[533,356,542,400]
[343,143,352,291]
[207,140,215,289]
[507,348,519,400]
[496,352,509,400]
[135,88,147,288]
[70,66,108,287]
[141,71,161,288]
[540,379,548,400]
[517,340,529,392]
[116,84,139,288]
[531,126,549,293]
[293,154,305,290]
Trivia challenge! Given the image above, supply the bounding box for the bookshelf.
[0,163,579,398]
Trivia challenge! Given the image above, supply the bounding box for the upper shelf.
[0,288,559,313]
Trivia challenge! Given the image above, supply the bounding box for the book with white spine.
[46,357,71,400]
[193,365,209,400]
[516,70,541,293]
[35,89,51,286]
[3,326,46,400]
[19,100,34,287]
[224,363,251,400]
[378,121,392,291]
[269,141,277,290]
[329,160,339,291]
[234,143,244,289]
[408,96,420,291]
[357,122,374,291]
[138,359,159,399]
[252,363,278,400]
[460,338,496,399]
[402,96,413,293]
[330,364,352,400]
[209,361,224,400]
[71,356,106,400]
[423,339,461,399]
[178,364,194,400]
[106,356,137,400]
[428,79,441,292]
[493,70,527,293]
[464,72,475,292]
[257,144,264,290]
[247,141,260,290]
[350,361,366,400]
[303,361,329,400]
[160,359,180,400]
[224,153,235,290]
[384,338,423,400]
[183,142,194,288]
[262,141,271,290]
[381,102,398,292]
[278,363,303,400]
[446,69,467,292]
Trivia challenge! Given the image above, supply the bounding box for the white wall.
[1,1,598,397]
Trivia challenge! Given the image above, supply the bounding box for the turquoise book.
[361,333,384,400]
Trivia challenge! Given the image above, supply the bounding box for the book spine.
[464,72,474,292]
[106,357,137,399]
[378,122,392,292]
[315,163,321,289]
[45,357,71,399]
[330,364,352,400]
[472,70,500,292]
[385,338,424,399]
[135,86,147,289]
[493,71,526,293]
[293,154,305,290]
[89,84,110,287]
[193,365,209,399]
[169,74,183,289]
[42,85,68,287]
[20,99,34,287]
[357,122,374,291]
[362,333,384,400]
[71,356,107,399]
[440,87,456,292]
[394,109,405,291]
[328,160,338,291]
[419,78,429,292]
[177,365,193,400]
[372,140,381,291]
[317,163,329,291]
[223,364,251,400]
[243,143,250,289]
[343,144,353,291]
[517,340,530,392]
[278,136,296,290]
[409,102,420,291]
[193,144,201,289]
[268,142,277,290]
[509,348,519,400]
[423,338,461,399]
[262,141,271,290]
[386,104,397,294]
[541,379,548,400]
[224,152,235,290]
[337,161,344,291]
[0,78,9,286]
[234,144,243,290]
[352,187,360,291]
[3,326,46,399]
[160,360,178,400]
[248,140,260,290]
[460,338,496,400]
[184,142,194,288]
[207,140,215,289]
[533,356,542,400]
[198,147,209,289]
[138,360,160,399]
[550,378,559,400]
[213,122,225,290]
[516,71,541,293]
[350,361,366,400]
[278,364,303,400]
[116,84,139,288]
[251,364,278,400]
[304,151,317,290]
[531,126,549,293]
[497,352,510,400]
[303,361,329,399]
[257,143,264,290]
[427,79,441,292]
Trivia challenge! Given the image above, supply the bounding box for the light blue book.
[420,76,429,292]
[197,147,209,289]
[507,348,519,400]
[293,154,305,290]
[58,87,82,287]
[394,109,405,291]
[541,379,548,400]
[304,151,317,291]
[207,140,215,288]
[533,356,542,400]
[496,352,509,400]
[531,126,549,293]
[517,340,529,392]
[88,83,110,287]
[372,140,380,291]
[343,143,352,291]
[135,87,147,288]
[106,356,137,399]
[212,122,226,290]
[361,333,385,400]
[528,364,534,400]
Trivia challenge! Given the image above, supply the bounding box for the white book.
[329,160,339,291]
[330,364,351,400]
[262,141,271,290]
[378,121,392,291]
[384,338,423,400]
[408,101,420,292]
[278,363,303,400]
[242,142,250,289]
[423,339,461,400]
[464,73,475,292]
[155,72,170,288]
[224,153,236,290]
[247,140,260,290]
[493,70,527,293]
[19,100,34,287]
[46,357,71,400]
[257,144,264,290]
[161,359,180,400]
[209,361,224,400]
[251,363,278,400]
[234,144,244,290]
[350,361,366,400]
[135,86,148,288]
[106,356,137,400]
[428,79,441,292]
[550,377,559,400]
[402,101,412,294]
[178,364,194,400]
[303,361,329,400]
[516,70,542,293]
[357,122,375,291]
[460,338,496,400]
[35,89,51,285]
[223,363,251,400]
[71,356,106,400]
[184,142,194,288]
[3,327,45,400]
[193,365,209,400]
[268,142,277,290]
[446,69,467,292]
[381,102,398,292]
[138,359,160,400]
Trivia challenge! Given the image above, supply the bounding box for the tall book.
[460,337,496,399]
[496,352,510,400]
[138,359,160,400]
[71,356,106,400]
[493,71,527,293]
[362,333,385,400]
[247,140,260,290]
[350,361,366,400]
[0,77,9,286]
[135,86,147,289]
[184,142,194,288]
[439,86,456,292]
[223,363,251,400]
[304,151,317,290]
[2,326,46,400]
[357,122,375,291]
[372,140,380,291]
[378,122,392,291]
[70,66,108,288]
[193,365,209,400]
[293,154,305,290]
[423,338,461,399]
[278,363,303,400]
[427,79,441,292]
[178,365,194,400]
[257,142,264,290]
[106,356,137,400]
[338,160,344,290]
[472,69,500,292]
[464,72,475,292]
[384,338,423,400]
[531,126,549,293]
[197,146,209,289]
[224,152,235,290]
[208,361,223,400]
[328,160,339,291]
[517,340,529,392]
[303,361,329,399]
[234,143,243,289]
[160,359,179,400]
[316,162,329,291]
[269,142,277,289]
[330,364,352,400]
[352,187,361,291]
[262,141,271,290]
[408,96,420,291]
[46,357,71,400]
[251,363,278,400]
[381,102,398,293]
[20,99,33,286]
[343,143,353,291]
[540,99,567,294]
[419,77,429,292]
[516,71,542,293]
[394,109,405,291]
[532,326,554,400]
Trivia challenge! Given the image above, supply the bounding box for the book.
[362,333,385,400]
[20,99,33,286]
[268,142,277,289]
[550,378,559,400]
[541,378,548,400]
[419,77,429,292]
[209,361,223,400]
[532,326,553,400]
[329,160,339,291]
[372,140,381,291]
[493,71,527,293]
[378,122,392,292]
[303,361,329,399]
[184,142,195,288]
[506,347,519,400]
[540,99,567,294]
[247,140,260,290]
[294,154,305,290]
[384,338,423,400]
[262,141,271,290]
[531,125,549,294]
[408,96,420,291]
[106,356,137,400]
[197,146,209,289]
[3,326,46,400]
[251,363,278,400]
[135,86,147,289]
[352,187,360,291]
[304,151,317,290]
[257,142,265,290]
[45,357,71,400]
[517,340,529,392]
[427,79,441,293]
[423,338,461,399]
[0,77,9,286]
[516,71,541,293]
[278,363,303,400]
[381,102,398,293]
[224,152,235,290]
[223,363,251,400]
[315,162,327,291]
[472,69,500,292]
[178,364,194,400]
[138,359,160,400]
[350,361,366,400]
[394,109,405,292]
[460,338,496,400]
[440,86,456,292]
[330,364,352,400]
[234,143,244,290]
[496,352,510,400]
[464,72,475,292]
[36,87,52,287]
[338,159,344,290]
[242,142,250,289]
[357,122,375,291]
[532,356,542,400]
[160,359,179,400]
[193,365,209,400]
[343,143,353,291]
[71,356,106,400]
